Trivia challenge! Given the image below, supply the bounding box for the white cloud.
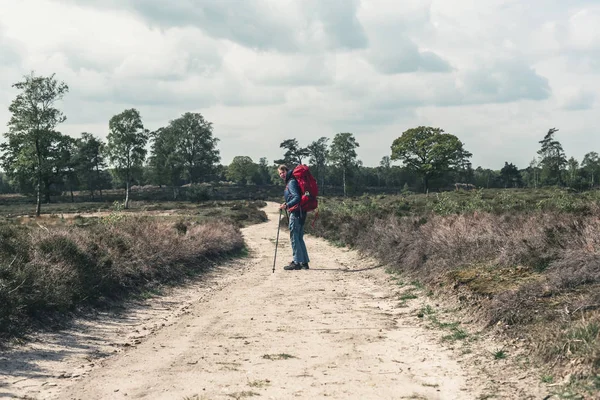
[560,88,596,111]
[0,0,598,170]
[568,8,600,51]
[225,46,334,87]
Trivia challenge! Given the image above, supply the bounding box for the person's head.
[277,164,288,180]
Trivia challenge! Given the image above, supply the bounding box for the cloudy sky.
[0,0,598,169]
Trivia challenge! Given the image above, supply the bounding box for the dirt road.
[1,202,549,399]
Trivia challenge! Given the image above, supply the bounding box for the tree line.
[0,72,222,214]
[1,72,598,215]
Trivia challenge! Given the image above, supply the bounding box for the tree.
[106,108,149,209]
[377,156,396,187]
[148,126,184,199]
[74,132,107,200]
[12,129,68,203]
[537,128,567,186]
[226,156,257,185]
[307,137,329,190]
[53,133,78,202]
[0,72,69,215]
[0,172,14,193]
[256,157,273,185]
[474,167,495,188]
[566,157,580,188]
[500,162,523,188]
[275,138,309,166]
[329,132,360,196]
[390,126,472,193]
[582,152,600,189]
[455,159,474,184]
[527,157,541,188]
[168,112,220,183]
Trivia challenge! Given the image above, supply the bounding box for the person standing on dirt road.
[278,164,310,270]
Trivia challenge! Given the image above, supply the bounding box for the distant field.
[0,184,285,217]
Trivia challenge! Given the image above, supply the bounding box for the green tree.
[500,162,523,188]
[148,126,184,199]
[307,137,329,190]
[0,171,14,193]
[106,108,149,209]
[455,159,474,184]
[582,152,600,188]
[256,157,273,185]
[275,138,309,166]
[566,156,580,188]
[378,155,393,187]
[74,132,107,200]
[537,127,567,186]
[526,157,541,188]
[329,132,360,196]
[0,72,69,215]
[54,133,78,202]
[171,112,220,184]
[390,126,472,193]
[226,156,258,185]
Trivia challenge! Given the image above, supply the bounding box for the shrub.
[0,217,244,338]
[306,194,600,384]
[187,185,212,202]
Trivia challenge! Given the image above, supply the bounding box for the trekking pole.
[273,209,283,273]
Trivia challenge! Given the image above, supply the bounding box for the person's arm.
[286,179,301,208]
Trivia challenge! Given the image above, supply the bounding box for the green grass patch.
[442,328,468,342]
[399,292,418,301]
[493,349,507,360]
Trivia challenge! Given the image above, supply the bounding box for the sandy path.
[1,202,549,400]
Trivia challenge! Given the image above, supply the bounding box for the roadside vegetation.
[306,188,600,398]
[0,199,267,341]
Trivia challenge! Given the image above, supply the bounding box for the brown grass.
[0,216,245,339]
[307,205,600,391]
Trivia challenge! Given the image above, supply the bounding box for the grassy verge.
[0,200,267,341]
[306,190,600,398]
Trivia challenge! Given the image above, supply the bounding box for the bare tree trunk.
[343,168,346,197]
[35,139,42,216]
[95,163,103,201]
[125,170,130,209]
[36,179,42,216]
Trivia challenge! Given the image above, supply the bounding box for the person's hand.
[279,202,287,210]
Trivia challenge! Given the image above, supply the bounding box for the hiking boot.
[300,263,310,270]
[283,261,302,270]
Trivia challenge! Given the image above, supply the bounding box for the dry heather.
[0,216,244,339]
[307,204,600,394]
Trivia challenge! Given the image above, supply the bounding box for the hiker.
[278,164,310,270]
